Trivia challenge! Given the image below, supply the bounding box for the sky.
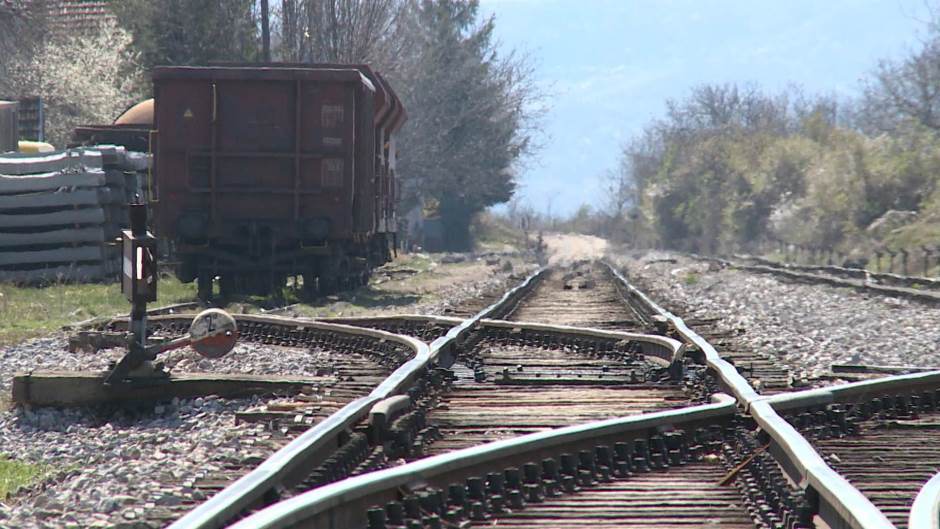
[477,0,935,216]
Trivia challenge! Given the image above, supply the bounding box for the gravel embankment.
[614,252,940,382]
[0,341,374,529]
[0,254,526,528]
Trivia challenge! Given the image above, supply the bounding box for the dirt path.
[542,233,608,265]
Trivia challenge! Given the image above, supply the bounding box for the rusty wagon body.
[150,64,406,298]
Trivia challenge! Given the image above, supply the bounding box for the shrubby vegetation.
[613,92,940,257]
[595,21,940,259]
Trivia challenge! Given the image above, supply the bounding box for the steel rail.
[316,314,465,326]
[167,267,549,529]
[910,473,940,529]
[605,262,895,529]
[735,253,940,290]
[311,316,685,364]
[694,254,940,305]
[478,318,684,365]
[64,300,203,330]
[604,263,759,402]
[226,394,738,529]
[763,370,940,412]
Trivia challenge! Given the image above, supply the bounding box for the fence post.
[900,249,909,276]
[874,251,882,273]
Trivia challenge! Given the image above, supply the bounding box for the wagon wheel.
[301,270,319,300]
[219,274,238,300]
[197,270,213,302]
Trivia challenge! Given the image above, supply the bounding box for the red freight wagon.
[151,65,405,299]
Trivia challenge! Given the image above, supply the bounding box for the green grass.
[386,253,437,273]
[683,272,700,286]
[471,212,527,252]
[0,456,47,500]
[0,274,197,346]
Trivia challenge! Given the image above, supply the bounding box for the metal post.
[129,203,148,350]
[900,249,909,276]
[261,0,271,62]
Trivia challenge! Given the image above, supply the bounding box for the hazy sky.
[477,0,934,216]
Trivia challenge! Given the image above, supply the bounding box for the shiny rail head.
[764,370,940,412]
[166,267,547,529]
[909,472,940,529]
[226,395,738,529]
[601,261,761,404]
[604,260,896,529]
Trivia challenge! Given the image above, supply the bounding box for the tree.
[394,0,541,250]
[3,18,145,146]
[112,0,260,70]
[0,1,52,89]
[277,0,410,70]
[859,33,940,132]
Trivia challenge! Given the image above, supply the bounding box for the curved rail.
[478,318,684,365]
[167,267,548,529]
[764,370,940,412]
[227,394,738,529]
[164,318,429,529]
[604,264,758,402]
[758,371,940,529]
[605,262,894,529]
[175,262,904,529]
[317,314,465,326]
[910,473,940,529]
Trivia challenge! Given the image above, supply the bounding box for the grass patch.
[683,272,700,286]
[0,274,197,346]
[471,212,526,252]
[388,253,437,274]
[0,456,47,500]
[264,253,497,319]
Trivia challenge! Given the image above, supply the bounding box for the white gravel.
[0,252,525,528]
[0,337,352,529]
[614,251,940,381]
[0,395,270,529]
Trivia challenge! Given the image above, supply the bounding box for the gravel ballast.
[0,254,526,528]
[614,251,940,382]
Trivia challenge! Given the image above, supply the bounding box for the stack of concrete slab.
[0,146,150,284]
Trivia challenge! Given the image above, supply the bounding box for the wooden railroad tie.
[11,371,326,407]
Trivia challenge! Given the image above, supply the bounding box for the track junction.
[8,257,940,529]
[106,260,934,529]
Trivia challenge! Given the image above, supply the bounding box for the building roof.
[48,0,114,32]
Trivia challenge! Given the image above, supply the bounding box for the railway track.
[499,263,654,329]
[87,315,424,527]
[59,259,940,529]
[617,264,795,393]
[770,374,940,529]
[702,254,940,306]
[403,262,695,460]
[164,262,789,529]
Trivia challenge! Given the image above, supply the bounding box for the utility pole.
[261,0,271,61]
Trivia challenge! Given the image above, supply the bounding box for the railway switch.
[104,199,238,385]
